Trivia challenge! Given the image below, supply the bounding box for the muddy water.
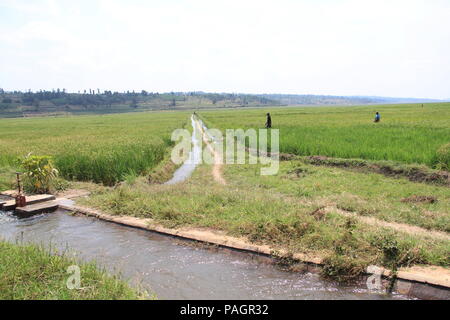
[0,210,407,300]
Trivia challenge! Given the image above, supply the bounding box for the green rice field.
[200,103,450,169]
[0,111,189,185]
[1,103,449,189]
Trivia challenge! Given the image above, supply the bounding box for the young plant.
[18,153,59,194]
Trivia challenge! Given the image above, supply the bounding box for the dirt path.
[195,118,226,185]
[326,206,450,241]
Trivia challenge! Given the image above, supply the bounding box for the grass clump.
[368,232,426,270]
[435,142,450,170]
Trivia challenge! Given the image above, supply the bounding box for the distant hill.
[0,89,445,117]
[258,94,443,105]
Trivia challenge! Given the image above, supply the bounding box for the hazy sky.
[1,0,449,99]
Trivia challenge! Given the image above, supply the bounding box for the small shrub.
[18,154,59,194]
[375,234,400,268]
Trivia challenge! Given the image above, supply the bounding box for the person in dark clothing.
[374,112,380,122]
[265,113,272,128]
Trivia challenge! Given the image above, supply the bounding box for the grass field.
[200,103,450,169]
[0,111,189,186]
[0,240,143,300]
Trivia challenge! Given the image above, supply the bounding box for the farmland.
[200,103,450,169]
[75,103,449,279]
[1,103,449,282]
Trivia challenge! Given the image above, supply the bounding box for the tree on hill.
[130,98,138,109]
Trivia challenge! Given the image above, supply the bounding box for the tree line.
[0,89,278,112]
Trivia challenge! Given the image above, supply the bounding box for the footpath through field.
[328,206,450,241]
[194,117,226,185]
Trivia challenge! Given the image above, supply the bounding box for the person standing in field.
[374,112,381,123]
[265,113,272,128]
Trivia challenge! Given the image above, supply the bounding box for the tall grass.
[55,142,168,185]
[201,103,450,168]
[0,111,188,185]
[0,240,142,299]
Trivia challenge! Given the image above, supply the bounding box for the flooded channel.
[0,210,407,300]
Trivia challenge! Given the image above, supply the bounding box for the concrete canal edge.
[58,201,450,300]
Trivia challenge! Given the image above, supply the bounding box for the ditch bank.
[58,201,450,300]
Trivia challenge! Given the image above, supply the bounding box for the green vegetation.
[73,104,450,280]
[0,240,143,300]
[1,104,448,282]
[436,143,450,170]
[0,166,15,191]
[301,156,450,187]
[201,103,450,169]
[19,154,59,193]
[81,161,450,278]
[0,111,189,185]
[227,161,450,232]
[0,90,279,117]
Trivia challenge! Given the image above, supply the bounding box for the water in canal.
[165,115,202,185]
[0,209,407,300]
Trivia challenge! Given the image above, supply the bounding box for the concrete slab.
[0,190,18,197]
[14,200,59,216]
[2,194,56,211]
